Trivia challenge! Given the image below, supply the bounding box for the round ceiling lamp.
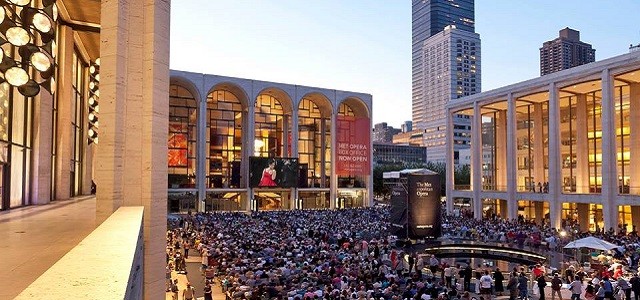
[0,0,58,97]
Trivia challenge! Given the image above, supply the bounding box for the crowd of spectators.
[165,206,640,300]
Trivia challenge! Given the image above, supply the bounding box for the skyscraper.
[540,28,596,76]
[412,0,475,129]
[410,0,478,163]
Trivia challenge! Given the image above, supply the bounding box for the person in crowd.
[182,282,196,300]
[629,273,640,300]
[494,268,505,296]
[551,273,564,300]
[507,273,519,300]
[518,272,529,300]
[570,276,584,300]
[480,270,494,300]
[537,275,547,300]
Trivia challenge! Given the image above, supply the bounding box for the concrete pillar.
[631,206,640,233]
[55,25,74,201]
[31,91,53,204]
[330,111,337,209]
[197,93,207,211]
[495,110,507,191]
[499,199,507,219]
[320,118,327,187]
[575,94,589,193]
[533,103,545,186]
[577,203,590,232]
[629,84,640,195]
[246,101,255,211]
[472,102,482,219]
[534,201,544,224]
[283,115,289,157]
[96,1,170,299]
[600,69,618,232]
[445,110,455,213]
[368,111,374,208]
[507,93,518,221]
[548,83,562,229]
[291,108,298,210]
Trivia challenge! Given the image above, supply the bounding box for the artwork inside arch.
[249,157,299,188]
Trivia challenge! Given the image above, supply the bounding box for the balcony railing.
[16,207,145,299]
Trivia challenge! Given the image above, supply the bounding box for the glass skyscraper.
[412,0,475,129]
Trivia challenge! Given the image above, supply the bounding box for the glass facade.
[298,98,330,188]
[71,51,86,197]
[254,94,290,158]
[446,58,640,232]
[207,89,243,189]
[168,84,197,188]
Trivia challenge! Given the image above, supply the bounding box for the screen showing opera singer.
[249,157,299,188]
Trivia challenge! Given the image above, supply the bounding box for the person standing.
[464,265,473,292]
[169,279,179,300]
[570,276,583,300]
[203,282,213,300]
[551,273,564,300]
[617,277,631,300]
[480,270,494,300]
[183,282,196,300]
[629,273,640,300]
[494,268,505,296]
[507,273,519,300]
[538,275,547,300]
[519,272,530,300]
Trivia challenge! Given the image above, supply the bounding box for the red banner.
[336,116,371,175]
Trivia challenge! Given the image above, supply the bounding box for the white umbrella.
[563,236,619,251]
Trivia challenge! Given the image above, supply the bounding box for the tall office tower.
[420,25,480,162]
[412,0,475,130]
[540,28,596,76]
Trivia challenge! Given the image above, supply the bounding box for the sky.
[170,0,640,127]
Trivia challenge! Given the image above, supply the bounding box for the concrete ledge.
[16,206,144,300]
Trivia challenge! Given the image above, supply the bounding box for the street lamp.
[0,0,58,97]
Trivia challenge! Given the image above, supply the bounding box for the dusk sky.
[170,0,640,127]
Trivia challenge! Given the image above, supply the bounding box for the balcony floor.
[0,196,97,299]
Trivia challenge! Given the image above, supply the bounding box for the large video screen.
[249,157,299,188]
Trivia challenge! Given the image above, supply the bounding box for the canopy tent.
[563,236,620,251]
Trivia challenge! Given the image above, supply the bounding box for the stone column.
[330,111,337,209]
[96,1,170,299]
[533,103,545,186]
[534,201,544,224]
[197,93,207,211]
[54,25,75,201]
[246,101,255,211]
[495,110,507,191]
[507,93,518,220]
[290,109,298,209]
[320,118,327,187]
[472,102,482,219]
[577,203,590,232]
[631,206,640,232]
[283,115,289,157]
[575,94,589,193]
[600,69,618,232]
[629,84,640,194]
[499,199,507,219]
[445,110,454,213]
[31,90,53,204]
[548,83,562,229]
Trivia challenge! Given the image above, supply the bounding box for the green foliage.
[373,161,471,200]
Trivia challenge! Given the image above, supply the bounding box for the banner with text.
[336,116,371,175]
[408,174,442,239]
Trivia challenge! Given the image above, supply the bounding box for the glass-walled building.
[0,1,99,211]
[446,51,640,233]
[169,70,373,212]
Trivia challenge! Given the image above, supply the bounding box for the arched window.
[168,84,197,188]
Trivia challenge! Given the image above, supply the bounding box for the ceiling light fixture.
[0,0,58,97]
